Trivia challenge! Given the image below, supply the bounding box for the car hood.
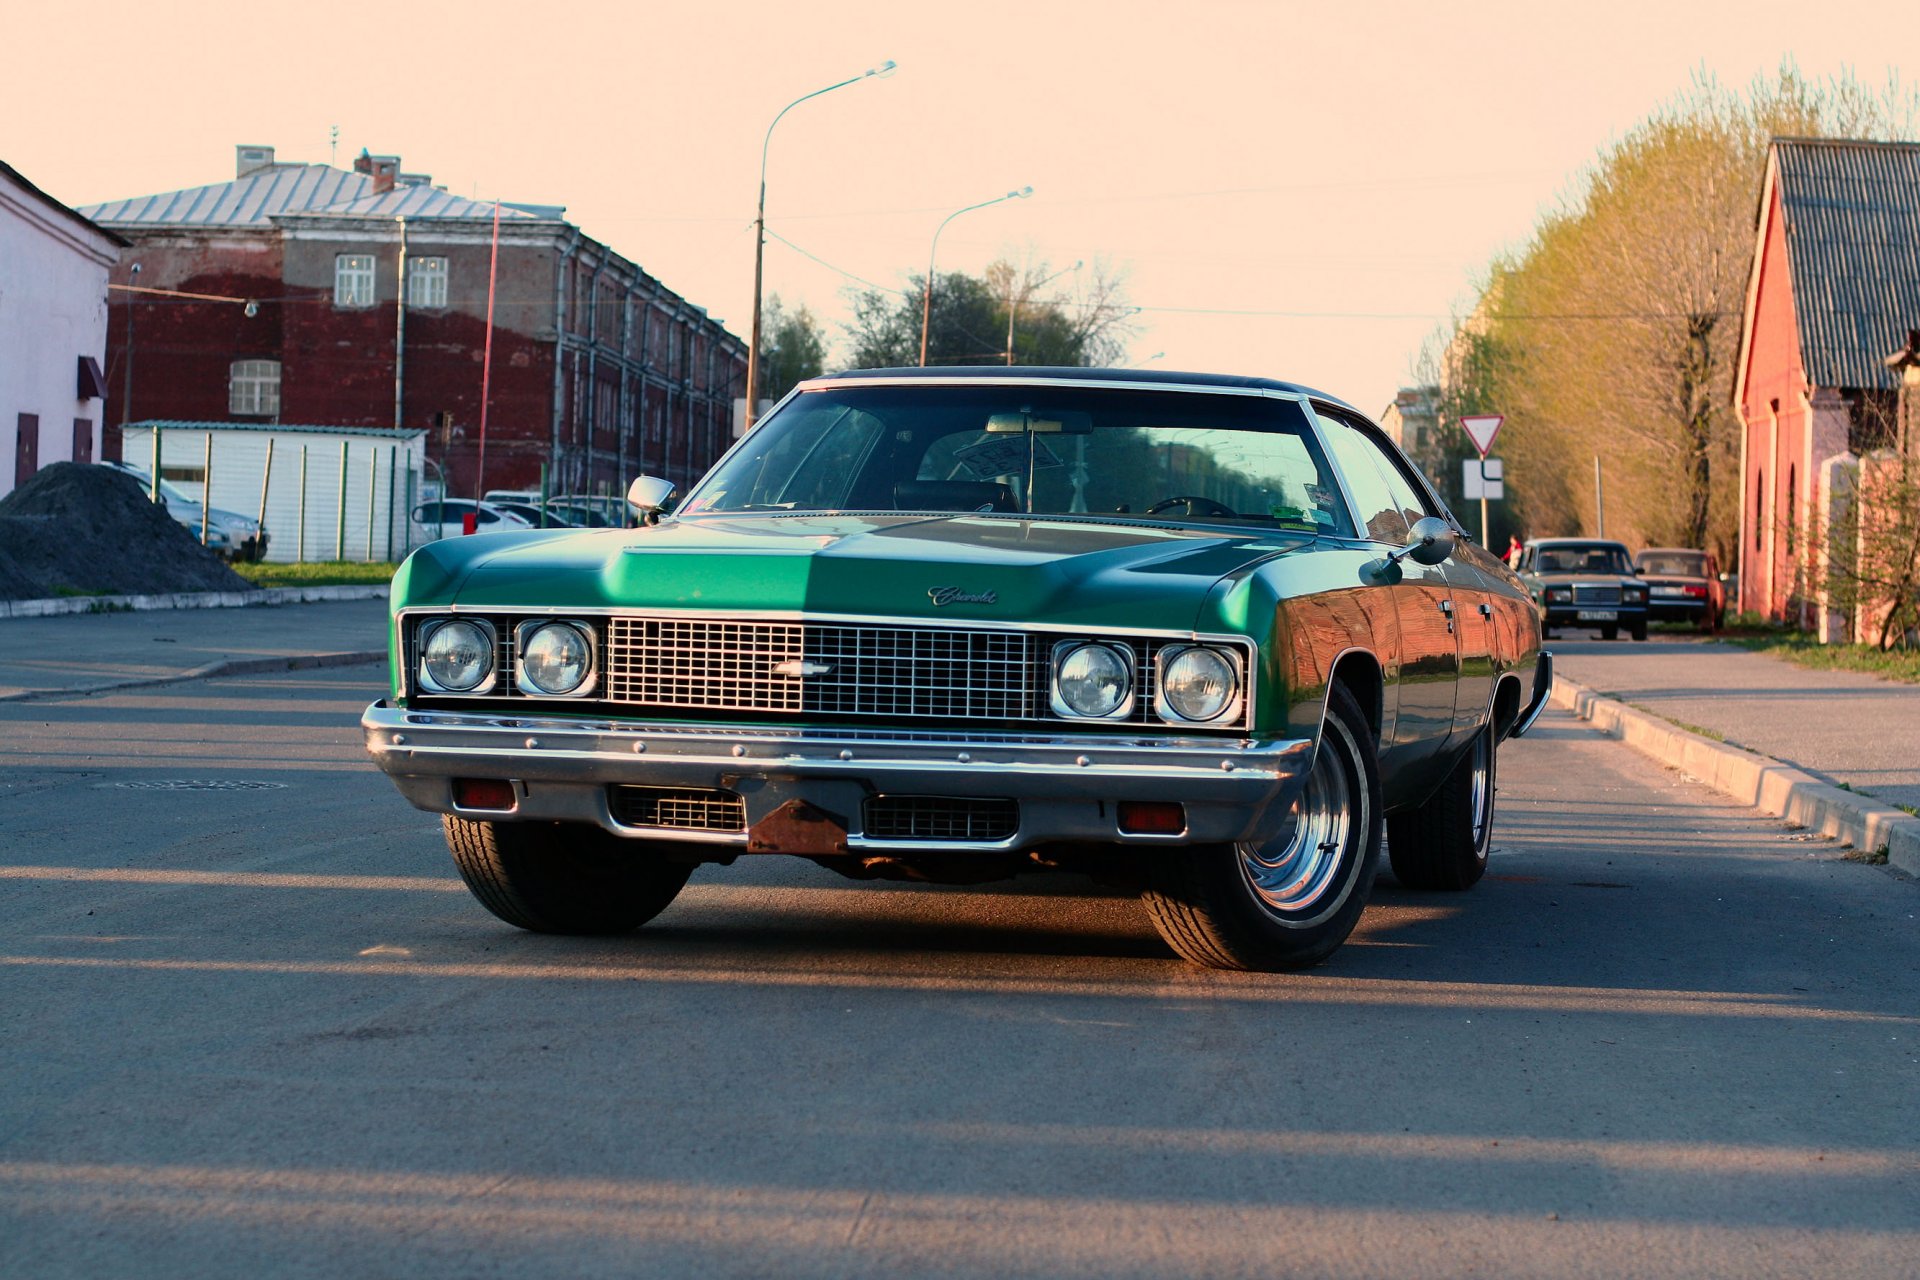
[1532,573,1639,587]
[397,513,1307,633]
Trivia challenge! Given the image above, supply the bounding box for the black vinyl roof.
[813,365,1353,409]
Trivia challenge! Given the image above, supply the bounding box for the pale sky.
[4,0,1910,418]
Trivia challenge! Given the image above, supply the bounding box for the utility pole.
[1594,455,1606,538]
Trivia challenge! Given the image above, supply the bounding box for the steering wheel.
[1145,495,1236,518]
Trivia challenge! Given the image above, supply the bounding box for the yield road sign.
[1460,414,1504,457]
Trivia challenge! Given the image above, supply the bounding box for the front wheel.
[1387,725,1496,890]
[1600,624,1619,641]
[1631,619,1648,641]
[1140,682,1381,971]
[443,817,693,934]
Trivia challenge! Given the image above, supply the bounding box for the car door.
[1311,406,1460,790]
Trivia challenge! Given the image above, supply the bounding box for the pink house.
[1731,137,1920,622]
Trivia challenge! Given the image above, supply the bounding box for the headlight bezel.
[416,617,498,694]
[1155,644,1244,725]
[513,619,598,698]
[1050,640,1137,721]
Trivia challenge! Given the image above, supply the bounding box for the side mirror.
[626,475,676,521]
[1402,515,1455,566]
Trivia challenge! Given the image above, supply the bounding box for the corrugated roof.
[79,164,553,227]
[1773,138,1920,391]
[125,420,425,440]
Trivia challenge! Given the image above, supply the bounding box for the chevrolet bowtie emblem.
[771,659,833,678]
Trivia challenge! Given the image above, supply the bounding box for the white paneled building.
[1,161,125,497]
[122,421,426,563]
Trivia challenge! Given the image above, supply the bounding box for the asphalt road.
[1,666,1915,1278]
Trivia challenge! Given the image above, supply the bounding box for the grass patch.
[52,586,112,598]
[232,561,398,588]
[1718,624,1920,685]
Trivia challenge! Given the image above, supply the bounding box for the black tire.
[1631,620,1648,641]
[1140,682,1381,971]
[1387,725,1496,890]
[443,816,693,934]
[1600,624,1618,641]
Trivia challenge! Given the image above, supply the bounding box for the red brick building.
[1732,138,1920,621]
[82,145,747,499]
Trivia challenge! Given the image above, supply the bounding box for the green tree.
[758,294,828,403]
[845,259,1134,369]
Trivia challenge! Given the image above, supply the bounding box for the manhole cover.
[108,779,289,791]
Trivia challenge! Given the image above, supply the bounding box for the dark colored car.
[1518,538,1649,641]
[1634,547,1725,631]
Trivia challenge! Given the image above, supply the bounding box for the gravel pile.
[0,462,255,600]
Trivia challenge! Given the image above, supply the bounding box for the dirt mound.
[0,462,254,600]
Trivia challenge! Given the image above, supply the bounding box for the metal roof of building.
[79,164,550,228]
[125,420,426,440]
[1773,138,1920,391]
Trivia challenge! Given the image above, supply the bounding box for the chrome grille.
[603,618,1035,722]
[863,796,1019,842]
[1572,585,1621,605]
[609,786,745,833]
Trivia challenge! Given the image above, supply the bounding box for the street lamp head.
[867,59,898,78]
[1011,186,1034,199]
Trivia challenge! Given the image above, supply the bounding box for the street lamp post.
[745,60,895,430]
[1005,259,1080,366]
[919,186,1032,367]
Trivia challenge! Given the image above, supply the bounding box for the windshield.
[1535,544,1631,575]
[1637,552,1707,577]
[680,385,1353,534]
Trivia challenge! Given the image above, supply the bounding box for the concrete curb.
[0,649,386,704]
[1551,673,1920,878]
[0,583,389,619]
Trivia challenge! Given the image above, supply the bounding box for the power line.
[763,228,908,296]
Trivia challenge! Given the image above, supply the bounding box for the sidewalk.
[0,599,389,700]
[1552,635,1920,813]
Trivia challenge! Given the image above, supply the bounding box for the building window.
[229,360,282,416]
[408,256,448,308]
[335,254,376,307]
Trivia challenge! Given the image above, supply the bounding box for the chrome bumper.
[362,701,1314,852]
[1508,650,1553,739]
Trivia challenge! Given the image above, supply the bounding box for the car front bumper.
[1542,604,1646,627]
[361,701,1315,853]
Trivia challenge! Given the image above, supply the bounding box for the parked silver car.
[99,461,268,561]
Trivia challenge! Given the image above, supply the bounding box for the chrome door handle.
[1478,602,1493,618]
[1437,599,1454,614]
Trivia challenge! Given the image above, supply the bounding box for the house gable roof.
[1770,137,1920,392]
[77,163,552,228]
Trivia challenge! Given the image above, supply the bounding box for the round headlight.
[1055,642,1132,718]
[520,622,592,696]
[1160,647,1237,722]
[422,619,493,692]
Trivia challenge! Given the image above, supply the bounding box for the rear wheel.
[1141,683,1381,971]
[1387,725,1496,891]
[443,817,693,934]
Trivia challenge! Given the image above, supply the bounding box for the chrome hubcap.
[1240,727,1353,916]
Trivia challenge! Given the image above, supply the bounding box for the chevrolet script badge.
[928,587,998,607]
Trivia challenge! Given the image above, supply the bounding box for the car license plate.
[1576,609,1618,621]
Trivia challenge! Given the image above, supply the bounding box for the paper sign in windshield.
[953,436,1064,478]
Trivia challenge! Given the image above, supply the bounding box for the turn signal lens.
[421,619,494,692]
[1119,801,1186,834]
[452,778,515,811]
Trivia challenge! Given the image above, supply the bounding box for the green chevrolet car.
[364,368,1551,970]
